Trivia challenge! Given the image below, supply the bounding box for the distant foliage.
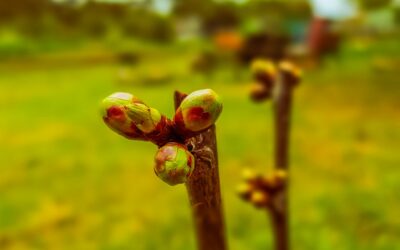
[359,0,392,10]
[0,0,175,42]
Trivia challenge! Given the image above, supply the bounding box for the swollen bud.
[154,143,195,186]
[242,168,257,182]
[174,89,222,135]
[125,103,162,133]
[250,83,271,102]
[251,191,270,208]
[101,92,146,140]
[237,183,253,200]
[126,103,174,146]
[278,61,302,86]
[270,169,288,188]
[251,59,277,85]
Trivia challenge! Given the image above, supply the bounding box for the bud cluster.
[250,59,302,102]
[100,89,222,185]
[237,169,287,209]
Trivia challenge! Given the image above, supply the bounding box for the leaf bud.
[154,143,195,186]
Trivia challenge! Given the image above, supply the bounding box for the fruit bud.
[251,59,277,86]
[101,92,146,140]
[272,169,288,188]
[250,191,270,208]
[242,168,257,182]
[174,89,222,135]
[125,103,162,133]
[237,183,254,200]
[154,143,195,186]
[278,61,302,86]
[125,102,173,146]
[250,83,271,102]
[262,170,288,191]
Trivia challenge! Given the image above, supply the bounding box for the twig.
[240,60,301,250]
[101,89,226,250]
[270,68,293,250]
[174,91,227,250]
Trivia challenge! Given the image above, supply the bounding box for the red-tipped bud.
[174,89,222,136]
[101,92,146,140]
[154,143,195,186]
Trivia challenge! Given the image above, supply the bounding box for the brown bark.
[271,71,293,250]
[274,74,292,169]
[174,91,227,250]
[270,208,288,250]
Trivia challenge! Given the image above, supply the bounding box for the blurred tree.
[395,0,400,25]
[0,0,53,38]
[172,0,215,17]
[172,0,240,36]
[0,0,51,22]
[359,0,392,10]
[202,2,240,35]
[121,8,174,42]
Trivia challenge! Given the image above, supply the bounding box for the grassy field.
[0,40,399,250]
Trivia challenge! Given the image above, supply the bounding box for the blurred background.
[0,0,399,249]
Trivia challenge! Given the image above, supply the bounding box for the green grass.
[0,40,399,250]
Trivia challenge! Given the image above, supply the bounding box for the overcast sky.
[310,0,357,20]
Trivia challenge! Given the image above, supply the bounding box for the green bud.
[237,183,253,200]
[242,168,257,182]
[125,103,162,134]
[251,59,277,85]
[101,92,145,140]
[154,143,195,186]
[268,170,288,189]
[278,61,302,86]
[174,89,222,135]
[250,82,271,102]
[251,191,270,208]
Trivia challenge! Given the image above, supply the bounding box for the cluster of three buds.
[101,89,222,186]
[250,59,302,102]
[237,169,287,209]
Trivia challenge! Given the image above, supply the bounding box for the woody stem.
[174,91,228,250]
[270,70,293,250]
